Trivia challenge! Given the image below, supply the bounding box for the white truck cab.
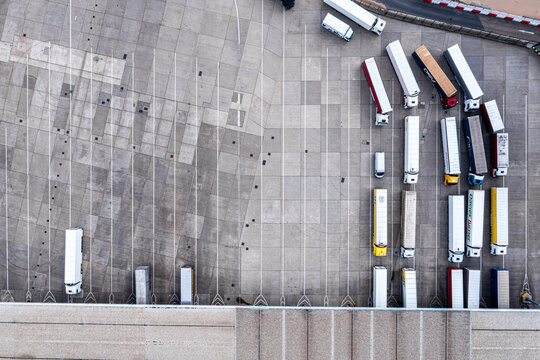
[374,152,385,178]
[64,228,83,295]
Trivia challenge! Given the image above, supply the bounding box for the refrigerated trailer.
[412,45,457,109]
[362,57,392,126]
[373,189,388,256]
[402,269,417,308]
[440,117,461,185]
[65,228,83,295]
[448,195,465,263]
[323,0,386,35]
[181,265,194,305]
[481,100,504,134]
[322,13,353,41]
[466,190,485,257]
[386,40,420,108]
[444,44,483,112]
[492,268,509,309]
[404,116,420,184]
[491,187,508,255]
[464,268,481,309]
[373,266,387,308]
[135,266,150,304]
[492,133,509,177]
[464,116,488,185]
[448,267,464,309]
[400,191,416,258]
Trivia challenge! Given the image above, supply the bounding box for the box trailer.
[481,100,504,134]
[404,116,420,184]
[491,133,509,177]
[323,0,386,35]
[373,266,387,308]
[322,13,353,41]
[466,190,485,257]
[448,195,465,263]
[412,45,457,109]
[464,268,481,309]
[492,268,509,309]
[181,265,194,305]
[373,189,388,256]
[65,228,83,295]
[440,117,461,185]
[464,116,488,185]
[135,266,150,304]
[448,267,464,309]
[444,44,483,112]
[386,40,420,108]
[491,187,508,255]
[400,191,416,258]
[402,268,417,308]
[362,57,392,126]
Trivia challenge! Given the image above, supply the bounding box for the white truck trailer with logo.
[404,116,420,184]
[402,268,417,308]
[440,117,461,185]
[400,191,416,257]
[373,189,388,256]
[444,44,484,112]
[386,40,420,108]
[481,100,504,134]
[491,133,509,177]
[466,190,485,257]
[65,228,83,295]
[448,195,465,263]
[448,267,464,309]
[491,187,508,255]
[464,268,481,309]
[135,266,150,304]
[323,0,386,35]
[373,266,387,308]
[492,268,510,309]
[322,13,354,41]
[362,57,392,126]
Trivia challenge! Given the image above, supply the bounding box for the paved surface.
[0,0,538,309]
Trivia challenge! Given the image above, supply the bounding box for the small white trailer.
[481,100,504,134]
[386,40,420,108]
[402,268,417,308]
[448,195,465,263]
[181,265,194,305]
[448,267,464,309]
[404,115,420,184]
[322,13,353,41]
[492,268,510,309]
[362,57,392,126]
[466,190,485,257]
[464,267,481,309]
[323,0,386,35]
[400,191,416,258]
[373,266,387,308]
[65,228,83,295]
[490,187,508,255]
[135,266,151,304]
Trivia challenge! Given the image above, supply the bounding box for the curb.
[424,0,540,27]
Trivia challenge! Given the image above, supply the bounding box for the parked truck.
[464,268,481,309]
[323,0,386,35]
[444,44,484,112]
[135,266,150,304]
[492,268,510,309]
[362,57,392,125]
[400,191,416,258]
[491,187,508,255]
[412,45,457,109]
[464,116,488,185]
[440,117,461,185]
[448,267,464,309]
[404,116,420,184]
[322,13,353,41]
[402,268,417,308]
[373,266,387,308]
[181,265,194,305]
[448,195,465,263]
[481,100,504,134]
[466,190,485,257]
[373,189,388,256]
[386,40,420,108]
[65,228,83,295]
[491,133,509,177]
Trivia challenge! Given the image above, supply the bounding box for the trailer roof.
[363,57,392,114]
[414,45,457,98]
[444,45,483,100]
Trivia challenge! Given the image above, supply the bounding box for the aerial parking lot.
[0,0,538,310]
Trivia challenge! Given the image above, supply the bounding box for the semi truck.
[373,189,388,256]
[440,117,461,185]
[466,190,485,257]
[443,44,484,112]
[373,266,387,308]
[492,268,509,309]
[323,0,386,35]
[448,267,464,309]
[181,265,194,305]
[386,40,420,108]
[491,187,508,255]
[362,57,392,126]
[464,268,481,309]
[481,100,504,134]
[412,45,457,109]
[464,116,488,185]
[65,228,83,295]
[491,133,509,177]
[400,191,416,258]
[322,13,353,41]
[402,268,417,308]
[404,116,420,184]
[135,266,150,304]
[448,195,465,263]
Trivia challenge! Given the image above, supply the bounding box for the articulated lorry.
[400,191,416,258]
[323,0,386,35]
[444,44,483,112]
[464,116,488,185]
[464,268,481,309]
[386,40,420,108]
[481,100,504,134]
[440,117,461,185]
[448,195,465,263]
[373,266,387,308]
[373,189,388,256]
[448,267,464,309]
[404,116,420,184]
[413,45,457,109]
[402,268,417,308]
[491,133,509,177]
[492,268,509,309]
[491,187,508,255]
[363,57,392,125]
[466,190,485,257]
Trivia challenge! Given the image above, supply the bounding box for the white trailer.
[135,266,150,304]
[402,268,417,308]
[404,116,419,184]
[400,191,416,258]
[181,265,194,305]
[323,0,386,35]
[491,133,509,177]
[466,190,485,257]
[373,189,388,256]
[448,195,465,263]
[464,268,481,309]
[65,228,83,295]
[386,40,420,108]
[490,187,508,255]
[362,57,392,126]
[448,267,464,309]
[322,13,354,41]
[444,44,484,112]
[373,266,387,308]
[440,117,461,185]
[481,100,504,134]
[492,268,509,309]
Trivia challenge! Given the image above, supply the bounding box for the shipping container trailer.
[481,100,504,134]
[400,191,416,258]
[373,189,388,256]
[386,40,420,108]
[373,266,388,308]
[466,190,485,257]
[491,133,509,177]
[402,268,417,308]
[464,116,488,185]
[464,268,481,309]
[404,116,420,184]
[491,188,508,255]
[65,228,83,295]
[448,267,464,309]
[440,117,461,185]
[362,57,392,125]
[448,195,465,263]
[181,265,194,305]
[135,266,150,304]
[492,268,510,309]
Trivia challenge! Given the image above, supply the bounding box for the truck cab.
[371,18,386,35]
[404,95,418,109]
[445,174,459,185]
[375,113,389,126]
[464,98,480,112]
[467,173,484,185]
[442,96,458,109]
